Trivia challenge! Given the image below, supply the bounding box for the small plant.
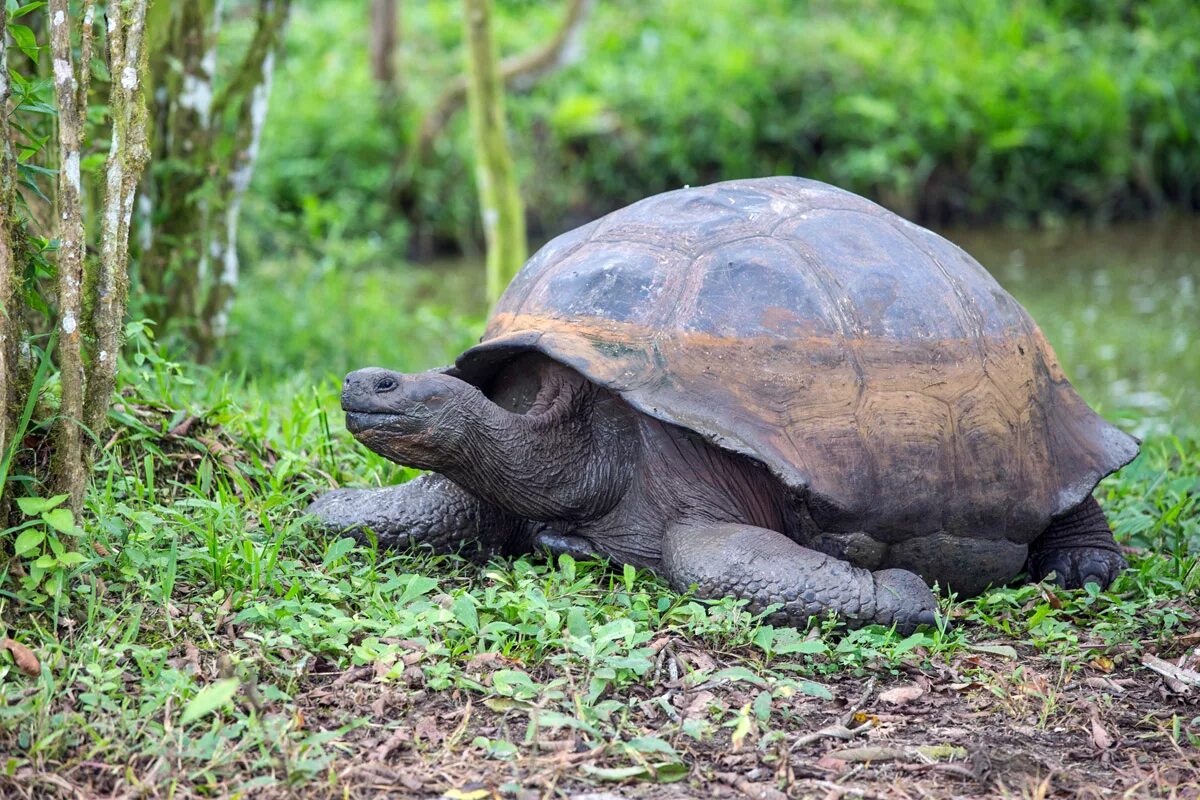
[5,495,88,609]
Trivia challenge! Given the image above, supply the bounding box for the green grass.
[2,298,1197,796]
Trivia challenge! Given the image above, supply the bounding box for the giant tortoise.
[310,177,1139,632]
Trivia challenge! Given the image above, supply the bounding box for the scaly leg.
[307,473,519,557]
[662,522,939,633]
[1026,495,1126,589]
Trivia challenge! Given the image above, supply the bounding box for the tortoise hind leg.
[661,522,940,634]
[1026,495,1126,589]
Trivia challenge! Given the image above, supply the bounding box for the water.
[942,216,1198,438]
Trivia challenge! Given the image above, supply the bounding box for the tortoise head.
[341,367,474,471]
[340,358,638,522]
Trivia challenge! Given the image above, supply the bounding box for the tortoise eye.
[375,377,398,393]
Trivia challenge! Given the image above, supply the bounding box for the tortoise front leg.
[662,522,940,633]
[307,473,519,557]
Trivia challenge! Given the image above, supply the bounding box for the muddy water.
[942,216,1198,438]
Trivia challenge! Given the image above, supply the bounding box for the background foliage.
[244,0,1200,267]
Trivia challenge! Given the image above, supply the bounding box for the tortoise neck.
[441,371,636,522]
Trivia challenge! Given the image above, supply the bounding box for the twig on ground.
[1142,653,1200,692]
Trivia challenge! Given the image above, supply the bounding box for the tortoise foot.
[1027,546,1127,590]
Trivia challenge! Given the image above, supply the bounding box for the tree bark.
[0,1,18,478]
[141,0,220,333]
[462,0,527,301]
[83,0,152,435]
[197,0,291,358]
[49,0,89,511]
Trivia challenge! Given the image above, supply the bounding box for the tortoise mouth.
[344,411,405,435]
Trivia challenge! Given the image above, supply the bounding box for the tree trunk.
[142,0,291,357]
[0,1,18,489]
[197,0,291,358]
[49,0,90,511]
[369,0,399,93]
[83,0,152,436]
[462,0,527,301]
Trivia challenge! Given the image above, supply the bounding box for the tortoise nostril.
[375,377,398,393]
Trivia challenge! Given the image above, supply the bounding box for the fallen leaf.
[815,754,849,774]
[414,715,444,744]
[1040,586,1063,610]
[828,746,910,762]
[1090,716,1113,749]
[443,787,492,800]
[465,651,511,671]
[169,415,199,437]
[966,642,1019,659]
[1082,676,1125,693]
[878,684,924,705]
[681,689,717,720]
[2,638,40,676]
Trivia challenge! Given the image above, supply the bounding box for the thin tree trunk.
[142,0,220,333]
[198,0,291,357]
[0,1,18,481]
[463,0,527,301]
[404,0,591,180]
[83,0,152,434]
[369,0,398,91]
[49,0,89,511]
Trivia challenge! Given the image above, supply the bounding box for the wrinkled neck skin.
[361,365,637,522]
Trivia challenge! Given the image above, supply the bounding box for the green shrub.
[245,0,1200,260]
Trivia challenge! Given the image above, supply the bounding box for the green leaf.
[13,3,48,19]
[626,736,677,756]
[774,638,828,656]
[9,24,39,63]
[793,680,834,700]
[566,606,590,639]
[16,494,67,515]
[582,764,647,781]
[56,551,87,567]
[965,643,1018,659]
[321,536,355,567]
[180,678,240,725]
[490,669,535,698]
[13,528,45,556]
[451,594,478,632]
[41,508,79,535]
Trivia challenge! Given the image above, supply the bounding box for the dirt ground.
[297,638,1200,800]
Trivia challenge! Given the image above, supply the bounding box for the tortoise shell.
[451,177,1139,544]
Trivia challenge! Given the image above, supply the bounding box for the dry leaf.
[1082,676,1125,694]
[828,745,910,762]
[1090,716,1113,749]
[2,638,40,676]
[681,689,717,720]
[878,684,924,705]
[413,715,444,744]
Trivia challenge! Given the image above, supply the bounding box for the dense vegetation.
[245,0,1200,265]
